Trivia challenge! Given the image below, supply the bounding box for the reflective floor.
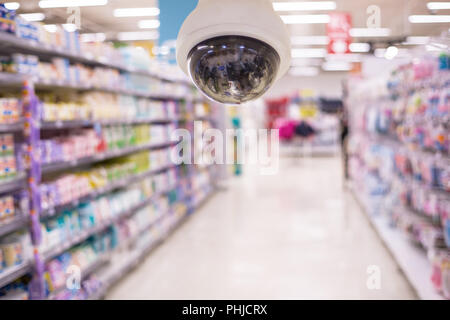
[106,157,417,300]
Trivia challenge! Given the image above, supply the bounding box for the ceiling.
[7,0,450,74]
[283,0,449,39]
[9,0,449,37]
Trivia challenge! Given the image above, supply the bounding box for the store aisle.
[106,157,417,300]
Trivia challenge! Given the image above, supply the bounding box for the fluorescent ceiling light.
[289,67,320,77]
[138,20,160,29]
[281,14,330,24]
[431,42,448,49]
[349,42,370,53]
[4,2,20,10]
[326,53,361,62]
[425,45,440,52]
[384,46,399,60]
[43,24,57,33]
[291,36,329,45]
[273,1,336,11]
[117,31,159,41]
[322,61,352,71]
[427,2,450,10]
[62,24,77,32]
[39,0,108,8]
[20,13,46,22]
[292,48,327,58]
[409,15,450,23]
[403,36,430,45]
[291,58,323,67]
[80,33,106,42]
[426,43,448,51]
[350,28,391,37]
[114,7,160,17]
[374,47,409,59]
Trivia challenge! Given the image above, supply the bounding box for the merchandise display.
[0,134,17,180]
[347,49,450,299]
[3,0,449,304]
[0,98,21,124]
[39,93,180,124]
[267,92,341,155]
[0,3,219,300]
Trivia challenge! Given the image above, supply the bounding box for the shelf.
[34,79,190,101]
[0,216,28,238]
[0,121,24,133]
[0,118,180,132]
[400,203,443,228]
[373,133,449,158]
[194,116,215,122]
[0,174,26,194]
[41,140,177,174]
[0,72,27,87]
[40,118,179,130]
[40,164,176,219]
[350,187,445,300]
[41,187,176,262]
[395,172,450,198]
[0,32,190,85]
[0,262,32,289]
[0,71,192,101]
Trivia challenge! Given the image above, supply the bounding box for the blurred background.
[0,0,448,300]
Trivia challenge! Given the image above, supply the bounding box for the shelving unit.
[40,140,177,174]
[0,31,188,85]
[350,186,444,300]
[346,50,449,300]
[87,202,196,301]
[0,25,220,300]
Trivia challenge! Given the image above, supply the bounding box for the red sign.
[327,12,352,54]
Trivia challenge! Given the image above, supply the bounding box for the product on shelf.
[431,251,450,299]
[194,102,211,117]
[0,4,16,34]
[40,129,103,164]
[0,98,21,124]
[0,231,32,270]
[37,123,174,166]
[0,134,17,180]
[0,191,28,226]
[44,236,111,298]
[39,148,172,212]
[41,180,177,300]
[0,277,29,300]
[39,91,181,124]
[347,50,450,299]
[0,195,15,224]
[40,182,146,253]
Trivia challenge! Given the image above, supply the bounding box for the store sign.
[327,12,352,54]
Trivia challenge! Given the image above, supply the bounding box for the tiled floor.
[106,157,417,300]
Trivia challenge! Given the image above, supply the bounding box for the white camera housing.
[176,0,291,104]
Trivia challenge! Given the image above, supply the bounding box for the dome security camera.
[176,0,291,105]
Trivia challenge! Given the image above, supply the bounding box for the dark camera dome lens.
[188,36,280,104]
